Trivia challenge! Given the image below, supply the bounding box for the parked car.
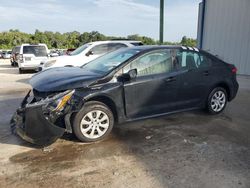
[17,44,49,73]
[39,40,143,71]
[10,46,21,66]
[11,45,238,146]
[48,50,59,57]
[2,50,12,59]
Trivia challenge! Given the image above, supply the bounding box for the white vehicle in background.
[39,40,143,71]
[17,44,49,74]
[2,50,12,59]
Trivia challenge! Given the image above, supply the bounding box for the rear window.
[23,46,47,57]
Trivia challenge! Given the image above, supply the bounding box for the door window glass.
[176,50,212,70]
[91,44,108,55]
[123,49,173,76]
[108,43,127,52]
[198,54,212,68]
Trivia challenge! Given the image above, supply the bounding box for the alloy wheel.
[80,110,110,139]
[211,91,226,112]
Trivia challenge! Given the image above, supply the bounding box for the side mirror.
[128,69,137,79]
[85,50,93,56]
[118,69,137,82]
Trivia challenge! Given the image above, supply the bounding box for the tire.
[207,87,228,114]
[19,68,24,74]
[72,101,114,142]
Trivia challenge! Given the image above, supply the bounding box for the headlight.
[27,90,75,112]
[44,60,56,67]
[50,90,75,111]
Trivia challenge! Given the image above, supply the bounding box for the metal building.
[197,0,250,75]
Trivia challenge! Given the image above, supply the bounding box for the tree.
[180,36,197,47]
[0,29,197,49]
[127,34,156,45]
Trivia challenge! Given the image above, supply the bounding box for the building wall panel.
[200,0,250,75]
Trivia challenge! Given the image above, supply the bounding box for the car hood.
[30,67,103,92]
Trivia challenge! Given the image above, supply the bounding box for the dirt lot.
[0,59,250,188]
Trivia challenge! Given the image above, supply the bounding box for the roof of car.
[127,45,201,52]
[20,43,47,47]
[87,40,142,45]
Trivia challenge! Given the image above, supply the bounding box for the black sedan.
[11,46,239,145]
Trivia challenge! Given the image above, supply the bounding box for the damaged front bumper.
[10,91,67,146]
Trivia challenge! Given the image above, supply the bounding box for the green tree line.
[0,29,196,49]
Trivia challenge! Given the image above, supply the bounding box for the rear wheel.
[19,68,24,74]
[207,87,227,114]
[73,101,114,142]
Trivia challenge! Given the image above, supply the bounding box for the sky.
[0,0,201,42]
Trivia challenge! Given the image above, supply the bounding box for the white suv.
[40,40,143,71]
[17,44,49,73]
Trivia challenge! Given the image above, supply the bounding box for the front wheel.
[207,87,227,114]
[73,101,114,142]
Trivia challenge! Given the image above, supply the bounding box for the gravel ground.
[0,59,250,188]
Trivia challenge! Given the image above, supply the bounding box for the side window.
[176,51,198,70]
[176,50,212,70]
[108,43,127,52]
[123,49,173,77]
[199,54,213,68]
[91,44,108,55]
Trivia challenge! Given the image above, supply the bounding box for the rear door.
[175,49,213,108]
[23,45,48,66]
[122,49,181,119]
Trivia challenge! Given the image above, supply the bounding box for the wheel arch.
[85,95,118,123]
[211,82,231,100]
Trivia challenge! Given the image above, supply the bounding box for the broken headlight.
[27,90,75,112]
[48,90,75,111]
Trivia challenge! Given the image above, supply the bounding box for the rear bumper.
[19,65,39,70]
[10,91,65,146]
[18,62,41,70]
[228,79,239,101]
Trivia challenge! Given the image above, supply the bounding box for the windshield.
[23,46,47,57]
[70,43,91,56]
[81,48,141,74]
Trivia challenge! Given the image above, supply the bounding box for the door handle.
[165,76,176,82]
[203,70,209,76]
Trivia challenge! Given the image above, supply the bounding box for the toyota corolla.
[11,46,239,146]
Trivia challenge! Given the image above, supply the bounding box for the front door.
[122,49,181,119]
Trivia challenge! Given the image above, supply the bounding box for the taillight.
[18,54,23,63]
[232,67,237,74]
